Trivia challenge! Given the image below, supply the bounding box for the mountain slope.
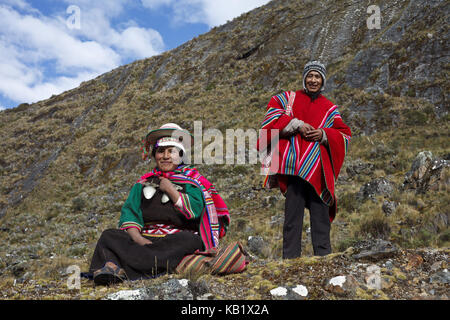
[0,0,448,299]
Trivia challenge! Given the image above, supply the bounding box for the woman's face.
[305,71,323,93]
[154,146,182,172]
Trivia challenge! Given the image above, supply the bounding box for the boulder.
[325,275,359,296]
[402,151,449,193]
[247,236,270,258]
[352,239,398,261]
[105,278,195,300]
[157,278,193,300]
[345,158,374,178]
[382,200,398,216]
[105,289,150,300]
[357,177,395,202]
[429,270,450,285]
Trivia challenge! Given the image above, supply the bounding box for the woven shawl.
[137,165,230,249]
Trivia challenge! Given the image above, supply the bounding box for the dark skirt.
[89,229,203,280]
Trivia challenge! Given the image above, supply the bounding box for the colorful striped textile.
[175,241,248,275]
[137,165,230,249]
[257,90,352,221]
[177,192,198,219]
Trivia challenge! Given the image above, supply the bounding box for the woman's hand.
[127,228,152,245]
[134,236,153,246]
[158,177,174,193]
[158,177,180,203]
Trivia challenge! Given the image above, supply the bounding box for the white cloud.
[199,0,271,27]
[113,27,164,58]
[0,2,165,106]
[0,0,37,12]
[141,0,271,27]
[0,0,270,108]
[0,7,120,70]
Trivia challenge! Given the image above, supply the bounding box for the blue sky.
[0,0,270,110]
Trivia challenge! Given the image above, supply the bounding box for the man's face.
[305,71,323,93]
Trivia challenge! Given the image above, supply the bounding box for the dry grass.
[0,0,448,299]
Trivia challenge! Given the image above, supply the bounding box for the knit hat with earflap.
[302,60,327,92]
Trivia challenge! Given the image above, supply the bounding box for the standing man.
[257,61,351,258]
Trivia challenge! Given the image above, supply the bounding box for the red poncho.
[257,90,351,221]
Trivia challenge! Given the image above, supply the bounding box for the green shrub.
[356,213,391,240]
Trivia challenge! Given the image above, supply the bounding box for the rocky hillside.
[0,0,448,300]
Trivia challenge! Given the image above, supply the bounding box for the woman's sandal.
[93,261,127,286]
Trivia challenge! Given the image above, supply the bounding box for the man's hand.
[304,129,323,142]
[299,123,316,138]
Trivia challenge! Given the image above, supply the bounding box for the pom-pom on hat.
[141,123,193,161]
[302,60,327,92]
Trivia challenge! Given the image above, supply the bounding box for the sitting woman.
[89,123,230,285]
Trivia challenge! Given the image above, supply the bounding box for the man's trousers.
[283,176,331,259]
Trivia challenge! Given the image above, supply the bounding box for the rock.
[426,212,449,234]
[270,286,288,298]
[402,151,449,193]
[104,279,212,300]
[290,285,308,299]
[406,254,424,271]
[357,177,395,202]
[269,214,284,226]
[325,275,359,296]
[158,278,193,300]
[405,151,434,181]
[105,289,150,300]
[430,261,446,272]
[188,279,210,300]
[429,270,450,284]
[382,200,398,216]
[262,195,278,207]
[10,261,27,277]
[381,276,395,290]
[345,159,374,178]
[247,236,270,258]
[384,259,394,270]
[345,48,392,89]
[197,293,215,300]
[329,275,346,287]
[352,239,398,261]
[270,285,308,300]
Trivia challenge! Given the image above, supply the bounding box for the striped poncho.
[257,90,351,221]
[119,165,230,250]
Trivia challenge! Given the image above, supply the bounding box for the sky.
[0,0,271,111]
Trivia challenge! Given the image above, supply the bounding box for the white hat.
[142,123,193,160]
